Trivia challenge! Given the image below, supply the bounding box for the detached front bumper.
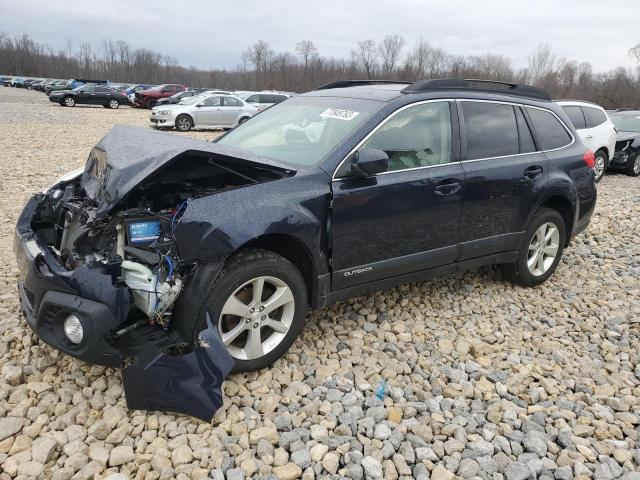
[14,195,127,367]
[15,192,234,421]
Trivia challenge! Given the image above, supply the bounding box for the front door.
[76,86,96,105]
[456,100,549,260]
[195,96,223,126]
[330,100,464,290]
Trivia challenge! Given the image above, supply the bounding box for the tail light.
[583,150,595,169]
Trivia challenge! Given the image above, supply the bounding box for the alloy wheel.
[218,276,295,361]
[594,153,606,181]
[527,222,560,276]
[109,99,119,109]
[177,117,191,131]
[64,97,75,107]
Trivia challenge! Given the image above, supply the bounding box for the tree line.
[1,32,640,108]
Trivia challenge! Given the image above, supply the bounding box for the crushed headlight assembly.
[43,167,84,193]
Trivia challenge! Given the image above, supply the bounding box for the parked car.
[133,84,186,109]
[125,84,155,104]
[150,93,257,131]
[15,79,596,420]
[27,80,44,90]
[607,110,640,176]
[557,100,616,182]
[156,89,232,106]
[237,91,290,112]
[2,77,13,86]
[45,80,70,94]
[48,84,129,109]
[11,77,26,87]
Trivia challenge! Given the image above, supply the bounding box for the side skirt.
[325,251,517,305]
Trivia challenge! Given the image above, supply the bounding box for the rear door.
[331,100,465,290]
[457,100,548,260]
[221,97,243,126]
[580,106,610,152]
[194,96,222,126]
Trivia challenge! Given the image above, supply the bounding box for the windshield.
[610,113,640,132]
[217,96,381,167]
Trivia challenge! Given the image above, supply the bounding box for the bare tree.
[352,39,378,79]
[245,40,274,88]
[296,39,318,80]
[629,44,640,64]
[527,43,556,84]
[378,34,405,77]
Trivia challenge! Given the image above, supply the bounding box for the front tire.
[107,99,120,109]
[145,98,157,109]
[175,115,193,132]
[503,207,566,287]
[593,150,607,183]
[194,249,307,373]
[63,96,75,107]
[624,153,640,177]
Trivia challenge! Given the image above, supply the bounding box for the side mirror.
[196,103,204,108]
[351,148,389,176]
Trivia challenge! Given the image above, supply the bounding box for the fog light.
[63,314,83,344]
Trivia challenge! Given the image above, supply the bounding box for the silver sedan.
[150,94,258,131]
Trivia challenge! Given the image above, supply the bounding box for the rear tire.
[593,150,607,183]
[238,116,250,125]
[624,153,640,177]
[193,249,307,373]
[503,207,566,287]
[175,115,193,132]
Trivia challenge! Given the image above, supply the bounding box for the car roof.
[555,99,606,110]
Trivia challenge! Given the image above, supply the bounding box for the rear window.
[527,108,572,150]
[562,106,586,130]
[582,107,607,128]
[462,102,519,159]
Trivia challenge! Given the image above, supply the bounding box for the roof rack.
[401,78,551,101]
[314,80,412,91]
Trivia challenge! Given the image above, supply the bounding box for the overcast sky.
[1,0,638,72]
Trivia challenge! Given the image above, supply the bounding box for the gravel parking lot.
[0,87,639,480]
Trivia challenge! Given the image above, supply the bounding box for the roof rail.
[314,80,412,91]
[401,78,551,101]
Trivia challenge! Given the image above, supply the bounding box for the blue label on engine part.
[128,220,161,243]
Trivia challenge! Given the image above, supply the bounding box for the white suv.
[557,100,617,182]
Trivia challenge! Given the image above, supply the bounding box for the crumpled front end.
[12,126,300,420]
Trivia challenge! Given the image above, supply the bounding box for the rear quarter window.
[561,106,586,130]
[582,107,607,128]
[527,108,572,150]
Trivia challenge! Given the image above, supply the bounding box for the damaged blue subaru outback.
[15,79,597,420]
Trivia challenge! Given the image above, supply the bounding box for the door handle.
[524,166,544,179]
[434,179,462,196]
[585,134,593,139]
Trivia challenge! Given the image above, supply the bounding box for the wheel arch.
[175,113,194,125]
[539,195,575,246]
[240,234,316,304]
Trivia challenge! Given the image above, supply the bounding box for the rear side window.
[515,107,536,153]
[223,97,241,107]
[245,94,259,103]
[274,95,288,103]
[462,102,519,159]
[582,107,607,128]
[527,108,572,150]
[562,106,586,129]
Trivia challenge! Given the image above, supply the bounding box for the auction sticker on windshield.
[320,108,360,121]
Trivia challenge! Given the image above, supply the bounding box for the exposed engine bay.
[31,150,289,336]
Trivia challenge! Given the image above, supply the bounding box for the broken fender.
[122,317,234,421]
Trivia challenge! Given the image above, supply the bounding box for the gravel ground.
[0,87,639,480]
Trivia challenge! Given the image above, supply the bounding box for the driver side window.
[362,101,452,172]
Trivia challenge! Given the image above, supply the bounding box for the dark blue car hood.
[81,125,295,217]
